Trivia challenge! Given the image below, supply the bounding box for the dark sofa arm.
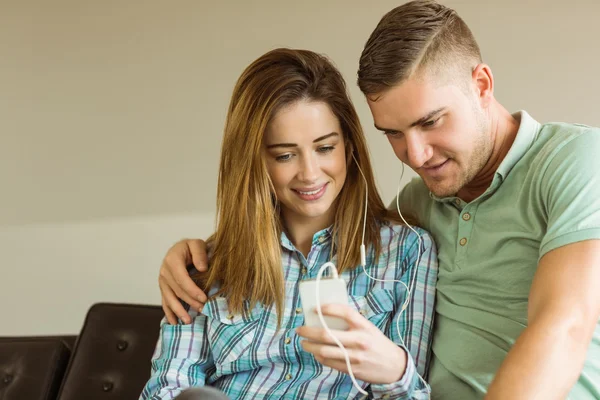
[0,336,74,400]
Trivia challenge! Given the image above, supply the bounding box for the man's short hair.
[358,0,482,96]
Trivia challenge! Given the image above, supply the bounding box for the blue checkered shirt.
[140,223,438,399]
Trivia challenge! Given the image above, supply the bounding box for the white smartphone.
[299,277,350,331]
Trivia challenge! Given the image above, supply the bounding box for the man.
[157,1,600,398]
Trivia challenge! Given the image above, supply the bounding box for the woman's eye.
[275,153,293,162]
[318,146,334,154]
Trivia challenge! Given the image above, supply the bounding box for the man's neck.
[457,101,520,202]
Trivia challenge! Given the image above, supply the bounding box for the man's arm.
[485,239,600,399]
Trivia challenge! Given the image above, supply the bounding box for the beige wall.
[1,0,599,335]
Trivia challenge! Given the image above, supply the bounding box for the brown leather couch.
[0,303,164,400]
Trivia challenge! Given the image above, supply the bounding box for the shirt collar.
[280,226,333,252]
[495,111,540,180]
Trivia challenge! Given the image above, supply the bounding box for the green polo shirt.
[397,111,600,399]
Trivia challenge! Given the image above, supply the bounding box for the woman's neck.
[282,209,333,257]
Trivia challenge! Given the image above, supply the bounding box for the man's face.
[367,73,492,198]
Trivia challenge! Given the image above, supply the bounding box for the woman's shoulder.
[375,222,438,280]
[378,221,435,252]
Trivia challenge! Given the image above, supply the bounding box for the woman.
[140,48,437,400]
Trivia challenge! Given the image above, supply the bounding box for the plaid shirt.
[140,223,438,400]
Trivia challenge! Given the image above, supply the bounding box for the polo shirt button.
[226,314,234,320]
[459,238,467,246]
[462,213,471,221]
[454,199,461,206]
[382,394,390,399]
[285,337,292,344]
[295,307,303,314]
[285,373,292,380]
[301,267,307,275]
[318,236,326,243]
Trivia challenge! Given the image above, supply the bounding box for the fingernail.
[198,306,204,313]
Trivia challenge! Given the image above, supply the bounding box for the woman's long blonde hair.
[203,48,406,323]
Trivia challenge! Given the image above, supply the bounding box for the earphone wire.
[314,154,427,395]
[353,157,423,347]
[316,262,368,396]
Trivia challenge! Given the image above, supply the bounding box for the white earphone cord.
[314,156,426,396]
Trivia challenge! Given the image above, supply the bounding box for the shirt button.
[285,374,292,380]
[359,308,367,316]
[462,213,471,221]
[285,337,291,345]
[226,314,234,320]
[459,238,467,246]
[382,395,390,399]
[454,199,461,206]
[301,267,307,275]
[295,307,303,314]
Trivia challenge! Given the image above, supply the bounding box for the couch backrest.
[57,303,163,400]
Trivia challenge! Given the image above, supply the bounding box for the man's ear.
[472,63,494,108]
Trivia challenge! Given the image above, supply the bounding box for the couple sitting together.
[140,1,600,399]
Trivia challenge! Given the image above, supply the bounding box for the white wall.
[0,213,214,335]
[1,0,600,335]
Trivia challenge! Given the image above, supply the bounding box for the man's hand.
[296,304,407,384]
[159,239,209,324]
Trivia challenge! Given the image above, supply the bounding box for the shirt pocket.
[348,288,395,330]
[203,297,261,368]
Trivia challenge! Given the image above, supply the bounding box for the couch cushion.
[57,303,163,400]
[0,337,72,400]
[59,336,77,352]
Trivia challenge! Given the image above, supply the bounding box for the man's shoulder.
[517,120,600,183]
[391,177,430,208]
[536,121,600,157]
[387,177,434,231]
[535,122,600,175]
[539,120,599,135]
[401,177,433,210]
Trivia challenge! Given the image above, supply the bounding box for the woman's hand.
[296,304,407,384]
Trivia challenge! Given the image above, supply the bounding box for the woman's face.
[263,100,347,228]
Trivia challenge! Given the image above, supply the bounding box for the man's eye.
[423,118,439,128]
